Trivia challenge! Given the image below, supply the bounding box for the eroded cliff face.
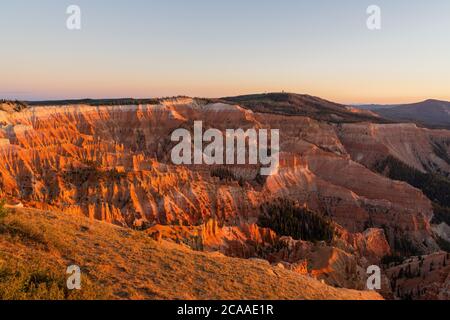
[145,219,391,291]
[385,252,450,300]
[336,123,450,177]
[0,99,441,242]
[0,98,448,294]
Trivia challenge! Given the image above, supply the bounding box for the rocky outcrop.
[263,227,391,291]
[146,219,277,258]
[145,217,393,291]
[385,252,450,300]
[336,123,450,177]
[0,101,28,113]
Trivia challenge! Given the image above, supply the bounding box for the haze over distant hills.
[357,99,450,130]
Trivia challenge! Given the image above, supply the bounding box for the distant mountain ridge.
[5,92,391,124]
[357,99,450,129]
[221,92,389,124]
[4,93,450,129]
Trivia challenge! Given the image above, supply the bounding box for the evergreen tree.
[258,198,335,243]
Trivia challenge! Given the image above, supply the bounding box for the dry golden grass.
[0,208,382,300]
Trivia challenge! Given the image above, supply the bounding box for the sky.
[1,0,449,104]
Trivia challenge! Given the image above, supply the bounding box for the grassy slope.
[0,208,382,300]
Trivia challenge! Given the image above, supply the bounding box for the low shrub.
[0,199,8,220]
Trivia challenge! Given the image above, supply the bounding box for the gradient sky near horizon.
[1,0,449,104]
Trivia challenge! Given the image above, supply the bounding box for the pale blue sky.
[1,0,449,103]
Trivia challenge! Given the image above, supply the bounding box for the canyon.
[0,93,449,300]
